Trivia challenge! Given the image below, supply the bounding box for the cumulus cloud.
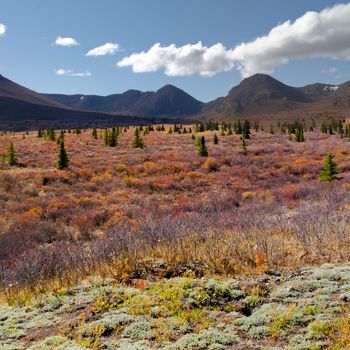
[55,68,91,77]
[54,36,78,47]
[117,3,350,78]
[86,42,119,56]
[117,42,235,76]
[231,3,350,77]
[0,23,6,36]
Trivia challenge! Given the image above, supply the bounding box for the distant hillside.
[204,74,350,120]
[208,74,311,116]
[2,72,350,130]
[0,75,168,131]
[0,74,66,108]
[45,84,203,117]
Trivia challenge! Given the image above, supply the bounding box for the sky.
[1,0,350,102]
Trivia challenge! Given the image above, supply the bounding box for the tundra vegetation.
[0,119,350,348]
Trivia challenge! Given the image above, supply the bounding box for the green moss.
[162,325,237,349]
[27,336,87,350]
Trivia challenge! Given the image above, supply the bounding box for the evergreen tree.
[56,130,64,145]
[242,120,251,139]
[213,133,219,144]
[132,128,145,149]
[92,126,98,139]
[320,123,328,133]
[241,137,247,155]
[254,120,259,132]
[7,142,18,166]
[104,128,109,146]
[235,120,243,134]
[109,127,118,147]
[197,136,208,157]
[47,127,55,141]
[37,129,43,138]
[319,153,339,181]
[57,141,69,170]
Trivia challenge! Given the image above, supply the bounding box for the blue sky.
[1,0,350,102]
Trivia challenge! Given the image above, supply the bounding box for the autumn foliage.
[0,123,350,303]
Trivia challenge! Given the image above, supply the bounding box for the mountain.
[45,85,204,117]
[0,74,66,108]
[203,73,350,120]
[0,75,153,131]
[2,72,350,131]
[44,84,203,117]
[208,74,312,116]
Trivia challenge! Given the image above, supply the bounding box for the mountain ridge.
[1,72,350,130]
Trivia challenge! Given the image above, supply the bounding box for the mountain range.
[1,73,350,130]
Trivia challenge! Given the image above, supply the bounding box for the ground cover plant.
[0,120,350,348]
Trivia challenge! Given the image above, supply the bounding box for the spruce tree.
[241,137,247,155]
[197,136,208,157]
[242,120,251,139]
[132,128,145,149]
[104,128,109,146]
[92,126,98,139]
[7,142,18,166]
[48,127,55,141]
[213,133,219,144]
[58,130,65,144]
[57,141,69,170]
[109,127,118,147]
[235,120,242,134]
[319,153,339,181]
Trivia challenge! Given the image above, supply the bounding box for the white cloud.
[86,42,119,56]
[54,36,78,47]
[55,68,91,77]
[0,23,6,36]
[117,42,235,77]
[117,3,350,78]
[231,3,350,77]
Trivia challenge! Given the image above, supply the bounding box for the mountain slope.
[209,73,312,115]
[0,74,65,108]
[45,84,203,117]
[0,75,153,130]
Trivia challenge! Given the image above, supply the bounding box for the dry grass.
[0,124,350,304]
